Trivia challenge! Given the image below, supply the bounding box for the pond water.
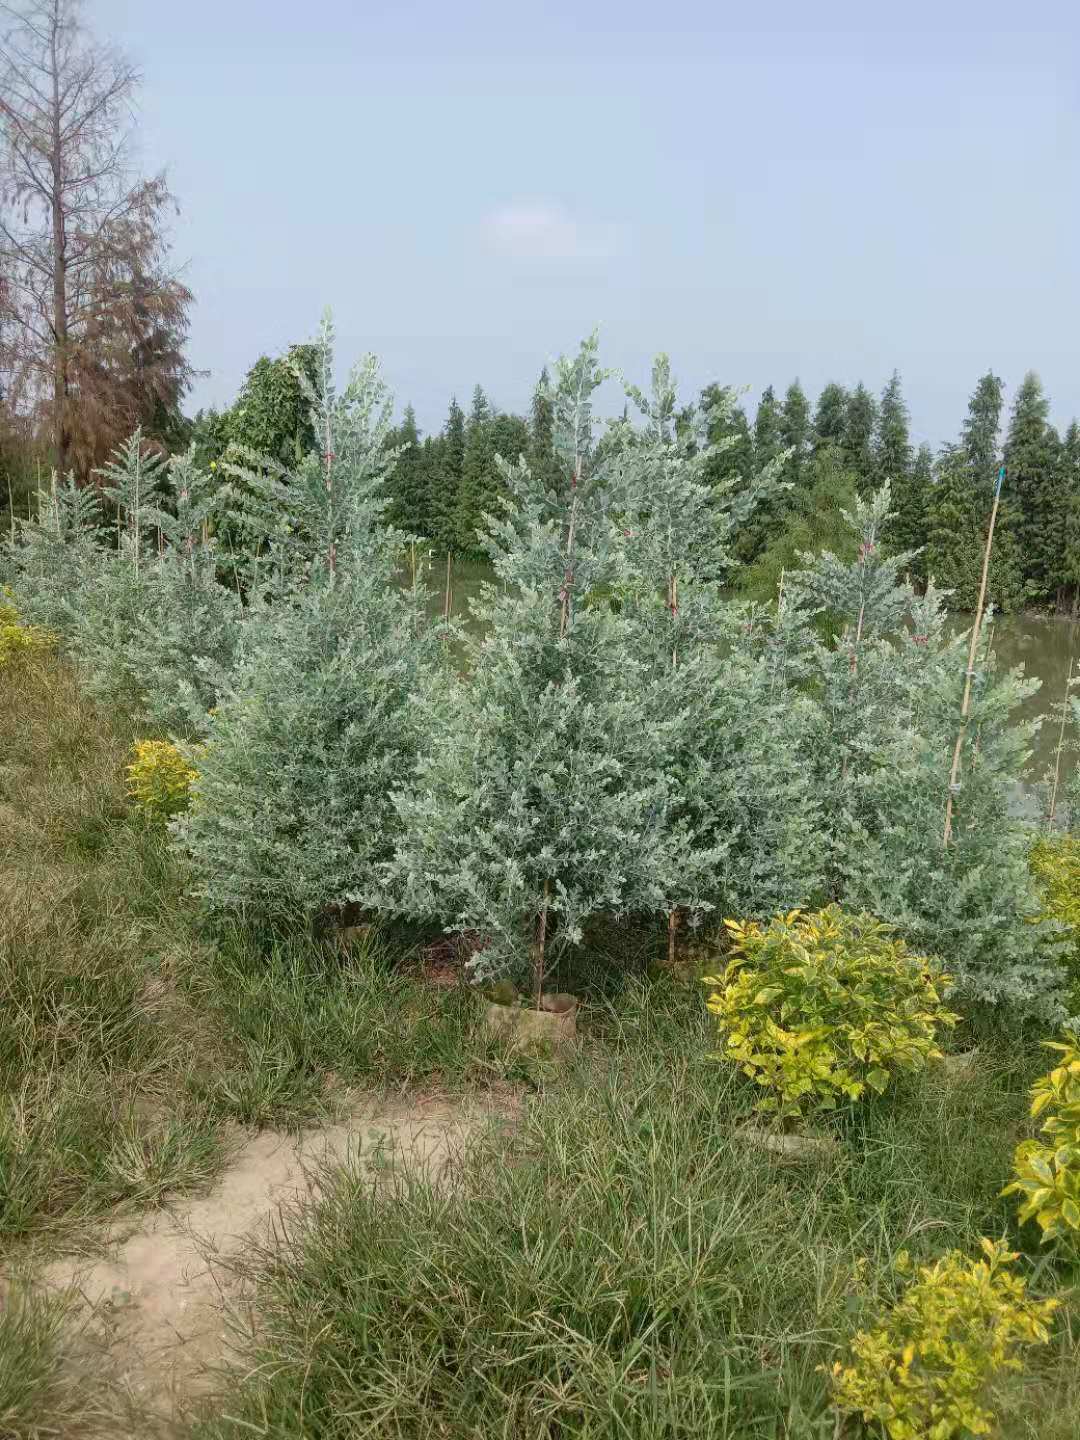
[411,552,1079,787]
[965,613,1080,783]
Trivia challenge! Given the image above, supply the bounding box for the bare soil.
[38,1093,507,1432]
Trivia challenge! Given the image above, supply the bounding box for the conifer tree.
[926,373,1023,611]
[779,380,811,488]
[429,396,464,553]
[491,411,528,489]
[527,366,560,493]
[843,382,879,494]
[109,446,240,733]
[4,471,102,632]
[96,430,169,567]
[6,432,240,733]
[697,382,750,470]
[875,371,912,489]
[877,371,916,558]
[753,385,782,470]
[737,445,858,603]
[454,385,493,553]
[889,441,932,577]
[812,382,849,454]
[737,383,789,560]
[788,490,1062,1015]
[179,314,437,929]
[610,359,809,929]
[386,403,427,535]
[1005,372,1062,605]
[390,337,684,995]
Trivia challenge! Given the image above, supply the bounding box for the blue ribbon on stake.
[996,464,1006,498]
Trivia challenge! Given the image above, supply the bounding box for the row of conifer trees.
[185,344,1077,612]
[385,367,1080,613]
[3,318,1073,1019]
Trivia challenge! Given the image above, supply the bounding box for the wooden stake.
[559,474,580,639]
[1047,643,1077,832]
[443,550,453,622]
[535,877,552,1009]
[943,469,1004,847]
[970,623,996,772]
[6,473,14,543]
[666,570,680,964]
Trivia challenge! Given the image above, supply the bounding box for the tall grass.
[187,981,1080,1440]
[0,1282,96,1437]
[0,652,228,1246]
[182,929,522,1127]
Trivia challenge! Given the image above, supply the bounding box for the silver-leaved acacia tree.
[388,336,692,998]
[176,314,440,930]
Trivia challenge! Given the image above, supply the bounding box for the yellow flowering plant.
[126,740,198,821]
[831,1239,1058,1440]
[1002,1035,1080,1249]
[703,906,958,1122]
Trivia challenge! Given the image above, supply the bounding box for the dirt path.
[38,1094,504,1433]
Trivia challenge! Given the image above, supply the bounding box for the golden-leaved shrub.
[704,906,958,1121]
[831,1239,1057,1440]
[0,588,56,668]
[1003,1035,1080,1249]
[126,740,198,821]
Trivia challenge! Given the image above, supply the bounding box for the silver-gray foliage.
[176,317,437,930]
[388,337,691,992]
[787,489,1065,1017]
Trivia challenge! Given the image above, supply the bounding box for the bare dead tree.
[0,0,194,479]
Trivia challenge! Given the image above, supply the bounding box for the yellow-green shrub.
[1002,1035,1080,1248]
[1029,836,1080,1007]
[0,588,56,668]
[126,740,198,820]
[831,1239,1057,1440]
[704,906,958,1121]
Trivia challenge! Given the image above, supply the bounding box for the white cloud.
[482,200,619,261]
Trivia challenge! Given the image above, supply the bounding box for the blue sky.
[95,0,1077,446]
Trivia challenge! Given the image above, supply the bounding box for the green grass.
[0,652,228,1248]
[184,982,1080,1440]
[182,928,527,1127]
[0,1281,92,1438]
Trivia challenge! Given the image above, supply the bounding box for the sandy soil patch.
[39,1094,504,1428]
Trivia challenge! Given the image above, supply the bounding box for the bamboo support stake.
[535,877,552,1009]
[666,570,681,967]
[443,550,453,622]
[323,428,336,578]
[969,623,995,772]
[6,474,14,543]
[559,476,580,639]
[1047,648,1077,833]
[943,466,1005,847]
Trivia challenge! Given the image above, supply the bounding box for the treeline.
[188,350,1079,612]
[667,371,1080,614]
[190,357,543,559]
